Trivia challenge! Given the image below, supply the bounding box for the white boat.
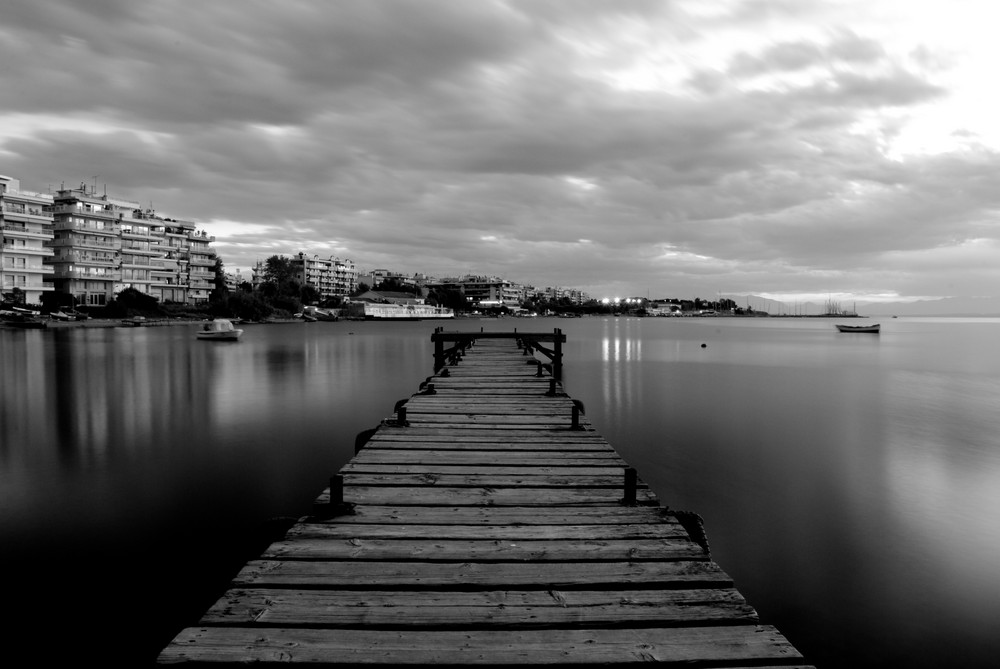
[346,302,454,320]
[196,319,244,341]
[835,323,880,333]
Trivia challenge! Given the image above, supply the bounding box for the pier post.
[434,327,444,371]
[329,474,344,507]
[623,467,637,505]
[554,328,563,381]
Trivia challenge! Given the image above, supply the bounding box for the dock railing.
[431,327,566,380]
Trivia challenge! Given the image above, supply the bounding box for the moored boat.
[2,312,47,329]
[196,319,244,341]
[836,323,880,333]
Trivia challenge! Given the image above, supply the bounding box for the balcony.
[2,224,52,240]
[3,209,53,224]
[3,245,54,256]
[56,221,120,235]
[120,245,160,256]
[65,239,119,251]
[52,252,116,266]
[55,269,120,281]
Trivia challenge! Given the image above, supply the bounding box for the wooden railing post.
[623,468,637,505]
[553,328,563,381]
[330,474,344,507]
[433,327,444,371]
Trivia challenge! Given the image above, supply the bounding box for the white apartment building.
[289,252,358,299]
[46,183,216,306]
[459,275,525,306]
[0,175,54,305]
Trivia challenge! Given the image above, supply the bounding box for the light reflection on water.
[3,316,1000,667]
[557,316,1000,668]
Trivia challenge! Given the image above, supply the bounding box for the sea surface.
[2,315,999,667]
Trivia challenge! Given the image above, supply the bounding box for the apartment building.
[458,275,525,306]
[46,183,217,306]
[288,252,358,299]
[0,175,54,304]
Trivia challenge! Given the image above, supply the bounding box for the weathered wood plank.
[158,625,803,665]
[308,505,679,526]
[233,560,729,588]
[261,538,708,562]
[342,474,647,488]
[350,451,624,465]
[200,588,757,627]
[398,415,588,425]
[340,465,632,476]
[358,441,615,451]
[332,486,659,506]
[368,430,609,442]
[282,523,685,541]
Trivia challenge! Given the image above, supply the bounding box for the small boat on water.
[836,323,880,333]
[196,319,243,341]
[2,312,47,329]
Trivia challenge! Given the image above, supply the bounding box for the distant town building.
[289,252,357,299]
[44,182,217,306]
[533,286,589,304]
[0,175,54,305]
[423,275,527,308]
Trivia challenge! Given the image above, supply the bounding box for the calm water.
[3,316,999,666]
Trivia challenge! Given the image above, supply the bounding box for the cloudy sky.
[3,0,1000,303]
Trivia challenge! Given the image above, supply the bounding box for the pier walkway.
[157,330,810,667]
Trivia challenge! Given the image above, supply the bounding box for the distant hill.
[854,296,1000,317]
[738,295,1000,317]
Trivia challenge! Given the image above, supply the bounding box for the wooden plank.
[368,430,609,442]
[158,625,802,665]
[309,505,679,526]
[232,560,729,588]
[340,465,632,476]
[261,538,708,562]
[350,451,625,465]
[281,523,686,541]
[199,588,758,627]
[342,474,646,488]
[334,486,659,506]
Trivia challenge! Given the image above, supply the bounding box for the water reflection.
[555,316,1000,668]
[4,317,1000,667]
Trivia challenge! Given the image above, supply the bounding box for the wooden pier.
[157,330,811,667]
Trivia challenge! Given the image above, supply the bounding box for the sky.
[3,0,1000,304]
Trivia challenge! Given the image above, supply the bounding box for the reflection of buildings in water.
[45,330,216,466]
[0,332,55,462]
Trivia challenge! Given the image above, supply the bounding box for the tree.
[263,255,296,287]
[427,288,465,312]
[210,257,228,304]
[377,278,419,295]
[300,284,321,305]
[105,287,162,317]
[216,290,272,321]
